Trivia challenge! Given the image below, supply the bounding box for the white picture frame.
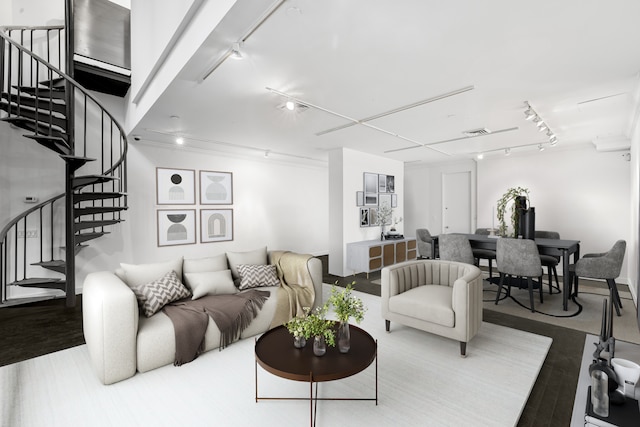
[156,168,196,205]
[157,209,196,246]
[200,209,234,243]
[200,170,233,205]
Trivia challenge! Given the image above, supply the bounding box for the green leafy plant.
[496,187,530,237]
[328,281,366,324]
[285,305,336,346]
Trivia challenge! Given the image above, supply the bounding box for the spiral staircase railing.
[0,25,128,307]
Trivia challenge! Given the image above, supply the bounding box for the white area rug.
[0,285,552,427]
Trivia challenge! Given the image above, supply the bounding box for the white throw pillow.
[120,257,184,288]
[130,270,191,317]
[184,270,237,299]
[183,254,228,274]
[226,247,267,280]
[237,264,281,290]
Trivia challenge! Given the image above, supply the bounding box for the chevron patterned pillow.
[237,264,281,290]
[131,270,191,317]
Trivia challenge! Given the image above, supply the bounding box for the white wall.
[4,0,64,26]
[628,83,640,306]
[405,160,477,237]
[329,148,404,276]
[115,142,329,265]
[476,145,632,283]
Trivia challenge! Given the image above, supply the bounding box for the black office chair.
[472,228,496,280]
[534,230,560,294]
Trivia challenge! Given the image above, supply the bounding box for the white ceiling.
[131,0,640,166]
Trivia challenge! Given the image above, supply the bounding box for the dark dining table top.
[432,233,580,254]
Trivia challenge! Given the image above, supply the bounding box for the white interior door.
[442,171,471,233]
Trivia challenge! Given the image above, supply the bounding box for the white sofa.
[82,249,322,385]
[381,259,482,356]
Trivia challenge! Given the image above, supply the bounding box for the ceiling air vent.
[463,128,491,137]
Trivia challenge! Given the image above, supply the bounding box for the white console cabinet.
[346,238,417,275]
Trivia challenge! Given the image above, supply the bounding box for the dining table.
[431,233,581,311]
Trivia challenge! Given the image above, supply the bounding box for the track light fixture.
[538,144,545,151]
[230,42,243,60]
[505,148,511,156]
[524,101,558,146]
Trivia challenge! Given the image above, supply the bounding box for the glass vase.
[293,335,306,349]
[337,321,351,353]
[313,335,326,356]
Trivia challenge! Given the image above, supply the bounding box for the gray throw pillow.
[237,264,280,290]
[226,247,267,280]
[130,270,191,317]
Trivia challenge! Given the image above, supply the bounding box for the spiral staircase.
[0,25,128,307]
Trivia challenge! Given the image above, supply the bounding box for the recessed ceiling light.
[285,101,295,111]
[477,153,484,160]
[176,137,184,145]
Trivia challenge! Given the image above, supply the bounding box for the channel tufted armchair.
[381,259,483,356]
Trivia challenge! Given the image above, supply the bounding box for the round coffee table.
[254,323,377,426]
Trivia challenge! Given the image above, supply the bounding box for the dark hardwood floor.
[0,256,585,427]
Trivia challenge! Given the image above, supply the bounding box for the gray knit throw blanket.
[163,290,270,366]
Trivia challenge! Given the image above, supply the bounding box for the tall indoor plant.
[496,187,530,237]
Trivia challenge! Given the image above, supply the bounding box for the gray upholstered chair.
[495,238,544,313]
[472,228,497,280]
[381,259,483,356]
[438,234,475,265]
[573,240,626,316]
[534,230,560,294]
[416,228,432,259]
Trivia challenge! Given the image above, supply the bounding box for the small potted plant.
[328,281,366,353]
[285,313,308,348]
[285,305,335,356]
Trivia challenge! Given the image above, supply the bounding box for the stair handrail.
[0,193,64,241]
[0,26,129,176]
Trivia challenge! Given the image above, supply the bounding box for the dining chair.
[534,230,560,294]
[438,234,475,265]
[572,240,626,316]
[472,228,496,280]
[415,228,432,259]
[495,238,544,313]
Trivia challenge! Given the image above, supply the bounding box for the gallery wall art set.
[356,172,397,227]
[156,168,234,246]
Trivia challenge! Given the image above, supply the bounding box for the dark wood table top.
[255,324,376,383]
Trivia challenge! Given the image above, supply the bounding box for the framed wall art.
[156,168,195,205]
[200,209,234,243]
[386,175,395,193]
[364,172,378,194]
[356,191,364,207]
[378,174,387,193]
[200,170,233,205]
[157,209,196,246]
[359,208,370,227]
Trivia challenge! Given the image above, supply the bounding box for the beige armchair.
[381,259,483,356]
